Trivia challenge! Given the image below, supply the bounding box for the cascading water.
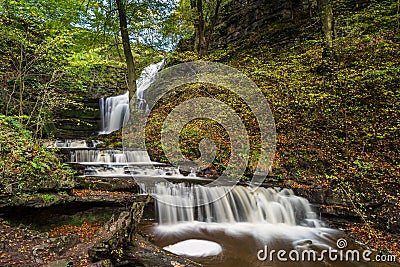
[70,149,151,163]
[68,149,159,177]
[51,57,377,266]
[151,185,321,227]
[150,184,324,228]
[136,60,166,111]
[49,139,102,148]
[99,91,129,134]
[53,61,167,177]
[99,60,165,134]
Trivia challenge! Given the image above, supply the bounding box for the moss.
[38,193,61,206]
[0,115,76,196]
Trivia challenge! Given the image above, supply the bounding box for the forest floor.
[326,218,400,263]
[0,218,98,266]
[0,218,199,267]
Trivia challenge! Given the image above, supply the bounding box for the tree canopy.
[0,0,171,136]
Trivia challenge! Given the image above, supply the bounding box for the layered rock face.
[53,97,101,139]
[211,0,306,49]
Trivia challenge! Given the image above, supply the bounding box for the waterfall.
[99,91,129,134]
[136,60,166,111]
[69,149,151,163]
[99,60,166,134]
[69,149,154,177]
[149,184,342,264]
[150,184,321,227]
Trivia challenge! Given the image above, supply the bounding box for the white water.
[99,60,165,134]
[136,60,166,111]
[163,239,222,257]
[152,184,321,227]
[69,148,158,177]
[49,139,102,148]
[70,149,151,163]
[68,148,204,179]
[99,91,129,134]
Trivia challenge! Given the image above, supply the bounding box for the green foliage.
[0,115,75,195]
[162,0,196,45]
[0,0,168,137]
[334,0,400,36]
[0,11,89,136]
[227,1,399,228]
[196,2,400,181]
[37,193,61,206]
[82,0,177,50]
[163,0,231,52]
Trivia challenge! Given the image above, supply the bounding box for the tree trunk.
[190,0,199,53]
[116,0,136,102]
[192,0,222,56]
[318,0,334,53]
[205,0,222,51]
[196,0,207,56]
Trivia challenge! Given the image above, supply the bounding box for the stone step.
[67,162,166,168]
[78,175,214,184]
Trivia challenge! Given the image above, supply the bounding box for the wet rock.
[90,259,114,267]
[31,230,49,240]
[44,259,73,267]
[318,204,360,218]
[49,234,80,255]
[214,0,304,50]
[89,200,150,264]
[1,194,74,208]
[126,237,202,267]
[76,176,138,192]
[35,257,44,264]
[53,97,101,139]
[32,244,49,256]
[292,187,359,218]
[293,239,313,246]
[89,242,110,262]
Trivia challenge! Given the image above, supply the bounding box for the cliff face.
[177,0,314,52]
[210,0,306,49]
[52,98,101,139]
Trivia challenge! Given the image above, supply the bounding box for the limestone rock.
[44,259,72,267]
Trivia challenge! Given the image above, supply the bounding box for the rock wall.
[52,98,101,139]
[210,0,306,49]
[177,0,315,52]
